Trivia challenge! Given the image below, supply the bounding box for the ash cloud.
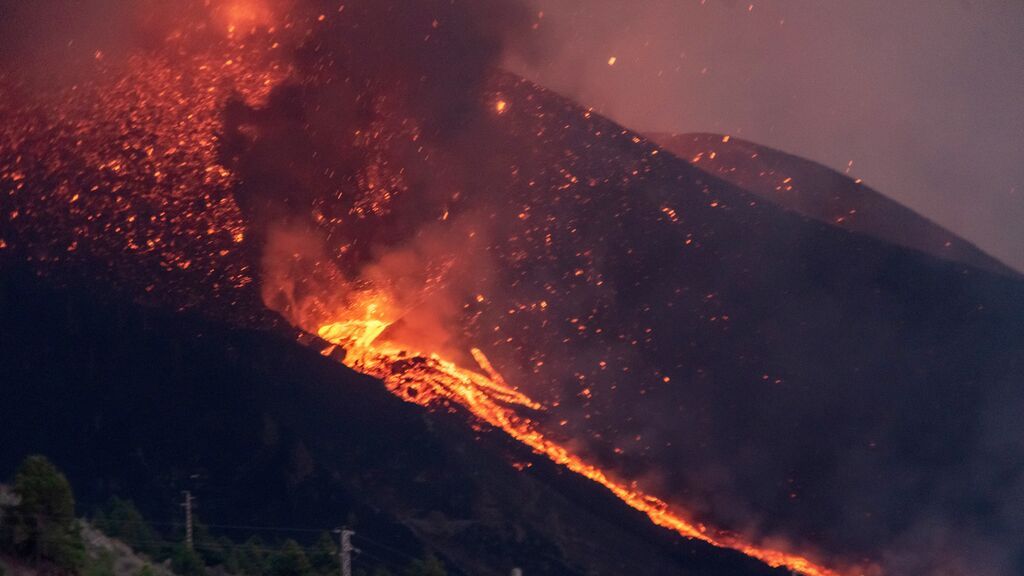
[224,0,539,242]
[0,0,137,69]
[221,0,542,352]
[0,0,211,83]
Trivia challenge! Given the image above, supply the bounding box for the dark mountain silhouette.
[649,132,1017,277]
[0,266,781,576]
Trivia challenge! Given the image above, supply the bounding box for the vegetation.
[231,536,269,576]
[82,551,115,576]
[403,553,445,576]
[267,540,311,576]
[92,497,160,557]
[170,545,206,576]
[0,455,85,572]
[306,532,338,576]
[1,455,447,576]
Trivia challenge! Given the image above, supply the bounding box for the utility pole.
[335,528,354,576]
[181,491,194,549]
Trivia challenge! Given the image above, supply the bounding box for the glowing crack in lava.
[304,291,846,576]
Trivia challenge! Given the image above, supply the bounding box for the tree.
[83,550,116,576]
[92,497,161,556]
[171,544,206,576]
[268,540,312,576]
[5,456,85,572]
[308,532,338,576]
[231,535,269,576]
[403,552,445,576]
[191,521,230,568]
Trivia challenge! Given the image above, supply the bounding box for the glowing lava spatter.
[0,4,860,574]
[310,295,848,576]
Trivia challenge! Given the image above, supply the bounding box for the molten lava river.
[308,290,844,576]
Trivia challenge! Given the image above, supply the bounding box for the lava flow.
[303,288,847,576]
[0,3,867,575]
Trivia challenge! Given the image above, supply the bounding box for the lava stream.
[312,315,849,576]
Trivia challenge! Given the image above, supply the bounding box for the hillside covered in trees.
[0,455,447,576]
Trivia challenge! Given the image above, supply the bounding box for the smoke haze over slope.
[511,0,1024,272]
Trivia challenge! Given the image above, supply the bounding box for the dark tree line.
[1,456,445,576]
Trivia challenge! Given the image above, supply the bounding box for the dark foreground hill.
[649,132,1017,277]
[0,267,780,576]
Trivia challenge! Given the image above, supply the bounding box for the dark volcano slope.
[0,268,780,576]
[421,77,1024,572]
[649,132,1016,277]
[170,67,1024,572]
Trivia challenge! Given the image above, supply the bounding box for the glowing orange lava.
[309,292,853,576]
[0,4,864,572]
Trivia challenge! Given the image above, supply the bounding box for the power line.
[353,549,407,574]
[29,534,410,574]
[78,514,332,534]
[351,533,421,564]
[15,509,429,570]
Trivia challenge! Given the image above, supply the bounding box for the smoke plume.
[219,0,542,357]
[3,2,1023,575]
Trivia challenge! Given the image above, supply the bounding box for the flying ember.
[0,2,880,575]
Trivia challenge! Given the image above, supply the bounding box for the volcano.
[0,265,781,576]
[649,132,1018,277]
[2,3,1023,576]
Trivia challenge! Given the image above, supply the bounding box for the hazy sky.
[512,0,1024,271]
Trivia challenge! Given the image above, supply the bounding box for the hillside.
[649,132,1017,276]
[0,267,779,576]
[1,522,175,576]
